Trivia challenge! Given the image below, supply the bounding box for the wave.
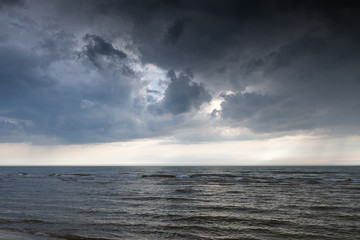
[266,170,341,174]
[323,178,352,182]
[175,188,194,193]
[138,173,357,184]
[49,173,93,177]
[4,171,358,186]
[234,177,244,181]
[190,173,238,178]
[119,196,210,202]
[166,214,293,228]
[306,179,322,184]
[52,234,110,240]
[129,173,359,186]
[196,205,270,213]
[309,205,342,211]
[142,174,176,178]
[176,174,190,178]
[0,219,55,225]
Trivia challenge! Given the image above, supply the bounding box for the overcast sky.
[1,0,360,165]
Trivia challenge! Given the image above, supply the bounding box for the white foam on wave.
[35,232,50,237]
[176,174,190,178]
[323,178,349,182]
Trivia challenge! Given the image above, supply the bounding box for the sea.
[0,166,359,240]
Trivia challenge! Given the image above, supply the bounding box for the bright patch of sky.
[143,64,167,94]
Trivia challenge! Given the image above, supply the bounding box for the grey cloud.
[0,30,140,144]
[149,69,211,115]
[0,45,55,94]
[44,0,360,78]
[83,34,127,59]
[220,93,320,133]
[221,93,281,122]
[265,37,328,73]
[1,0,360,144]
[0,33,8,43]
[88,1,320,71]
[163,17,188,45]
[81,34,127,69]
[0,0,24,8]
[38,31,77,59]
[146,89,161,95]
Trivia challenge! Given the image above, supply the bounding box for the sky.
[0,0,360,165]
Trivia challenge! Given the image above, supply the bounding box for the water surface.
[0,166,359,239]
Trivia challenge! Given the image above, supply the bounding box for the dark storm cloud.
[1,0,360,144]
[87,0,320,70]
[220,93,324,133]
[0,21,141,143]
[0,45,54,93]
[163,17,188,45]
[38,31,77,59]
[81,34,128,70]
[221,93,281,122]
[0,0,24,8]
[82,34,127,61]
[149,69,211,115]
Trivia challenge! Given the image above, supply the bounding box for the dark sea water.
[0,166,359,240]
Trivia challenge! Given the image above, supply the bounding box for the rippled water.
[0,166,359,239]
